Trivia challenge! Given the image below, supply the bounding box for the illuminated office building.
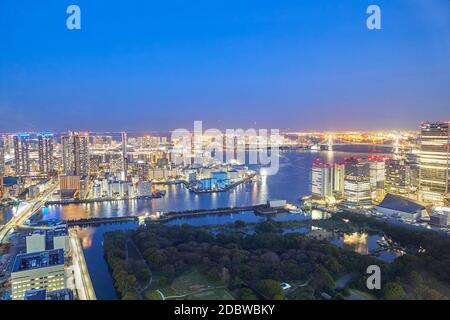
[122,131,128,179]
[333,163,345,198]
[368,156,386,201]
[61,132,89,176]
[11,249,66,300]
[418,122,450,204]
[38,133,54,174]
[385,159,417,195]
[0,140,4,194]
[343,158,372,208]
[311,161,334,198]
[13,134,31,175]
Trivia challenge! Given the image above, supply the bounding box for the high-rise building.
[0,139,4,195]
[122,131,128,179]
[38,133,54,174]
[343,158,372,208]
[61,132,89,176]
[311,161,334,198]
[418,122,450,204]
[368,156,386,201]
[13,134,31,175]
[333,163,345,198]
[385,159,416,195]
[0,139,4,174]
[11,249,66,300]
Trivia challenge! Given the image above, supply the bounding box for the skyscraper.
[343,158,372,208]
[0,139,4,193]
[368,156,386,201]
[122,131,128,179]
[419,122,450,204]
[38,133,54,174]
[333,163,345,198]
[13,134,30,175]
[385,159,415,195]
[61,132,89,176]
[311,161,334,198]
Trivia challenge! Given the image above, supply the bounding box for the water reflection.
[76,227,95,249]
[341,232,369,255]
[330,232,401,263]
[311,209,330,220]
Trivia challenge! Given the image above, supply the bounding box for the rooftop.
[24,288,47,300]
[12,249,64,273]
[377,194,425,214]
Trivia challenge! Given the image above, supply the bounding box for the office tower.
[311,161,334,198]
[343,158,372,208]
[61,131,89,176]
[13,134,31,175]
[0,139,4,194]
[333,163,345,198]
[419,122,450,204]
[11,249,66,300]
[385,159,415,195]
[368,156,386,201]
[122,131,128,179]
[38,133,54,174]
[0,138,4,174]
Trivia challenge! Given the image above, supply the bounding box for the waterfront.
[0,147,390,224]
[1,147,394,300]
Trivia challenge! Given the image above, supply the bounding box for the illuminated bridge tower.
[393,135,400,159]
[327,134,333,151]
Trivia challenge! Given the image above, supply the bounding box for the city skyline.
[1,0,449,132]
[1,1,450,305]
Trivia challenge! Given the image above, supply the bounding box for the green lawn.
[170,269,217,295]
[156,269,235,300]
[347,289,376,300]
[184,288,235,300]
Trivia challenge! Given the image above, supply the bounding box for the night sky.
[0,0,449,132]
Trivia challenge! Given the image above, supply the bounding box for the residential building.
[13,134,30,175]
[38,133,54,174]
[62,131,89,176]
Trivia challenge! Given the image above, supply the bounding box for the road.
[69,229,96,300]
[0,181,58,243]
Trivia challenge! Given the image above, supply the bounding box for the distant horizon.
[0,122,443,135]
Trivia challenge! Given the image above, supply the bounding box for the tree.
[145,290,162,300]
[255,279,284,300]
[122,291,140,300]
[239,288,258,300]
[382,282,406,300]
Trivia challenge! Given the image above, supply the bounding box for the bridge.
[0,182,58,243]
[285,134,406,153]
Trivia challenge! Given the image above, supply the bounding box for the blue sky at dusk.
[0,0,449,132]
